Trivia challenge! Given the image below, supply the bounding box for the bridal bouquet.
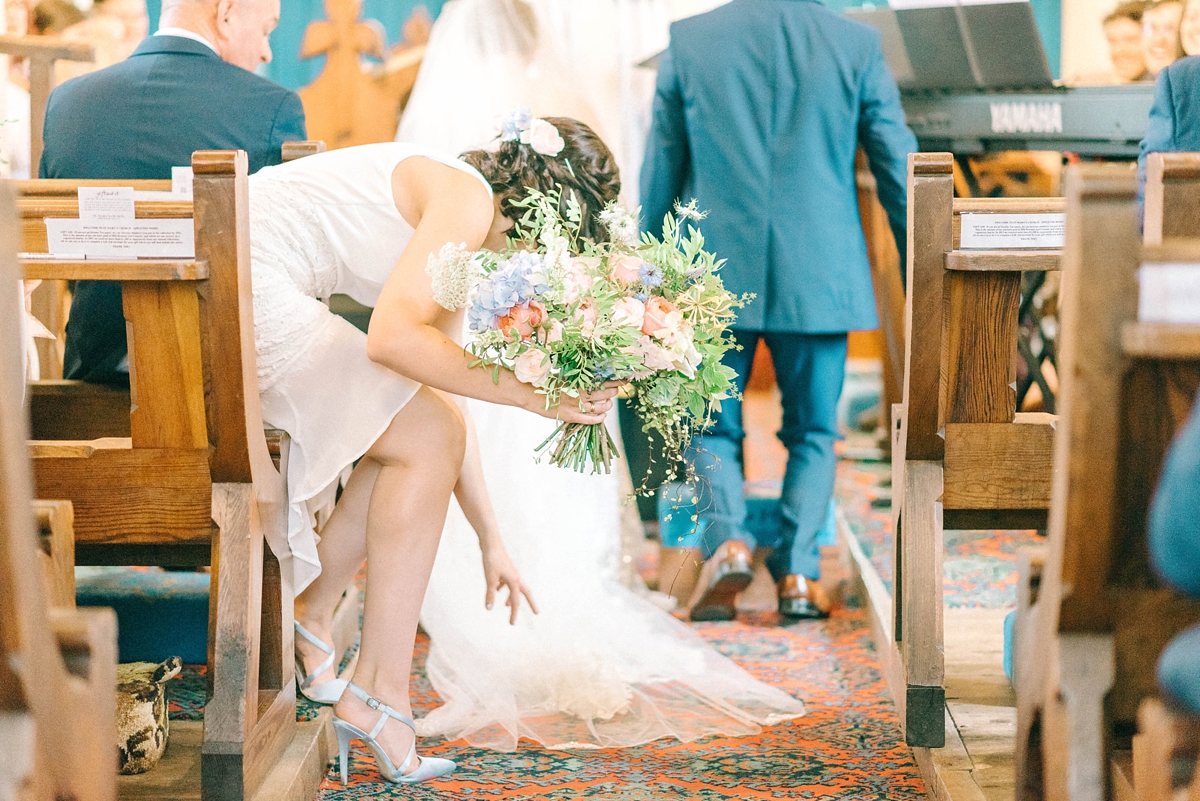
[429,191,745,479]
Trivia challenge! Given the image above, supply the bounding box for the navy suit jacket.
[1139,56,1200,204]
[640,0,916,333]
[41,35,306,383]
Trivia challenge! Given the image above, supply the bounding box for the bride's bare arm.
[449,400,538,623]
[368,158,613,424]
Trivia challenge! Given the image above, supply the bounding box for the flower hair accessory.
[494,107,566,157]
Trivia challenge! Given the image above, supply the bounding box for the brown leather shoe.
[777,575,832,619]
[688,540,754,622]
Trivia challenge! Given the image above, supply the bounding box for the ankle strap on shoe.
[346,682,416,740]
[294,622,335,689]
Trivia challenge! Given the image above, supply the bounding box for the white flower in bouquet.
[426,242,480,311]
[514,348,553,387]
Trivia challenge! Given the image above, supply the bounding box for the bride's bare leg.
[333,387,466,767]
[293,458,378,682]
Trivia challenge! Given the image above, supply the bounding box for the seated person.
[1149,393,1200,714]
[1106,1,1151,83]
[1137,44,1200,204]
[1145,0,1185,78]
[40,0,306,386]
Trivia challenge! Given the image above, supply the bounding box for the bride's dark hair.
[461,117,622,243]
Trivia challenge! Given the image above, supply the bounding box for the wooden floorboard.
[842,515,1018,801]
[116,711,331,801]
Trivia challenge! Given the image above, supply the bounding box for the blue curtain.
[141,0,446,91]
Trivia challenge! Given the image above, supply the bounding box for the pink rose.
[563,257,597,304]
[611,297,646,329]
[520,118,566,157]
[610,254,644,284]
[499,300,547,340]
[641,296,682,339]
[514,348,552,386]
[574,301,598,337]
[544,319,565,344]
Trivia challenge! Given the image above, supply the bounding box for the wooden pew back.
[1145,152,1200,245]
[1017,164,1200,800]
[2,182,117,801]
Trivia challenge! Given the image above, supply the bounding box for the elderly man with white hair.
[41,0,306,386]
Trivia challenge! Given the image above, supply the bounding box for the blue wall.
[143,0,1059,88]
[142,0,445,90]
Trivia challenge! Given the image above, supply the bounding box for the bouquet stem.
[536,422,617,474]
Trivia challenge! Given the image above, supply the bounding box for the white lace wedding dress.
[401,0,803,751]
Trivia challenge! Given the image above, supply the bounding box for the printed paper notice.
[1139,263,1200,324]
[172,166,194,198]
[959,213,1065,249]
[45,218,195,258]
[77,187,134,221]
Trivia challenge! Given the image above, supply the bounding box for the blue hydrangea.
[498,107,534,142]
[594,362,617,382]
[633,292,649,302]
[468,252,543,331]
[639,263,664,287]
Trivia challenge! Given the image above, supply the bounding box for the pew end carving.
[2,181,117,801]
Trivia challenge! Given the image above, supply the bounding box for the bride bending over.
[252,119,619,785]
[395,0,805,752]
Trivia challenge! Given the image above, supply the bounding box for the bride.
[396,0,804,752]
[254,119,621,785]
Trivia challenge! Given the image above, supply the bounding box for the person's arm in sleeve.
[857,36,917,280]
[266,91,309,167]
[1150,393,1200,598]
[1139,67,1177,208]
[639,46,690,235]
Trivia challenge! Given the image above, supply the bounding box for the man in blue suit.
[1139,54,1200,203]
[42,0,306,385]
[641,0,915,621]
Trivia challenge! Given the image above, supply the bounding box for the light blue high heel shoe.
[294,621,349,705]
[333,682,456,786]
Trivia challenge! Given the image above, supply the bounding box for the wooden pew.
[1014,164,1200,801]
[2,182,117,801]
[892,152,1061,747]
[20,152,295,801]
[1145,151,1200,245]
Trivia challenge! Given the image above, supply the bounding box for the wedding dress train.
[418,399,805,750]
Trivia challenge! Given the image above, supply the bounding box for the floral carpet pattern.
[166,598,928,799]
[835,459,1042,609]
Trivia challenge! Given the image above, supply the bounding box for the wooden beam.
[944,250,1061,272]
[0,35,95,171]
[22,259,207,282]
[939,270,1021,427]
[943,416,1056,510]
[32,500,74,609]
[1122,323,1200,360]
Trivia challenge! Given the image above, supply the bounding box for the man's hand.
[482,544,539,625]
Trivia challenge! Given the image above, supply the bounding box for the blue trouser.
[687,330,847,582]
[1150,393,1200,713]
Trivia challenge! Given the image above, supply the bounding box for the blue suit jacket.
[1139,56,1200,204]
[640,0,916,333]
[41,35,307,383]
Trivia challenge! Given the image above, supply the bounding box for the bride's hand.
[482,543,539,625]
[531,381,625,425]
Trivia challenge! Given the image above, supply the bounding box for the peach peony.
[610,254,644,284]
[563,257,597,304]
[574,301,599,337]
[641,296,682,339]
[499,300,547,340]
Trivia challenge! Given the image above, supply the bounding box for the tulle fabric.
[417,397,805,750]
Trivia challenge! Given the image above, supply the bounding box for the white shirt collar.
[155,27,219,55]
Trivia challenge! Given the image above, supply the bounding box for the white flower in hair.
[521,119,566,157]
[426,242,481,311]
